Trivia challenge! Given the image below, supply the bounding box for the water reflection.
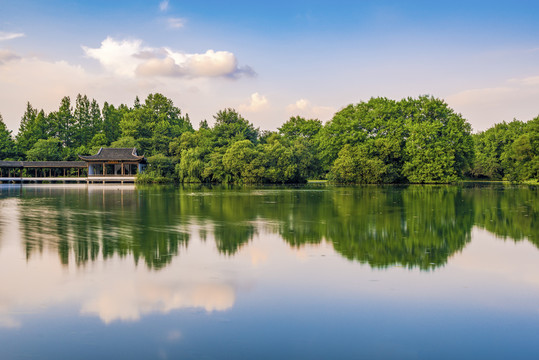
[1,184,538,359]
[17,185,190,270]
[469,183,538,247]
[1,184,537,272]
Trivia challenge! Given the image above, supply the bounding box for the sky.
[1,0,539,133]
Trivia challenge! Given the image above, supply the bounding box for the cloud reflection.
[81,282,235,324]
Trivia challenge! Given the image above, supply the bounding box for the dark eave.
[22,161,87,168]
[0,161,23,168]
[79,147,145,162]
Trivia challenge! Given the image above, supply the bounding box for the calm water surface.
[0,183,538,359]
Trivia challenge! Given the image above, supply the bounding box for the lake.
[0,183,538,359]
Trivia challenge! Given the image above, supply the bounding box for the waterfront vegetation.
[0,94,537,184]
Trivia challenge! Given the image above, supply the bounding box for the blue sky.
[1,0,539,133]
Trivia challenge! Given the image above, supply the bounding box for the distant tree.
[503,116,539,181]
[258,134,310,183]
[26,138,63,161]
[279,116,322,140]
[111,136,137,148]
[329,144,388,184]
[88,133,108,154]
[0,113,16,159]
[318,97,404,174]
[73,94,91,148]
[212,109,259,147]
[145,153,175,178]
[102,102,124,145]
[401,96,473,183]
[119,93,192,156]
[16,103,50,154]
[279,116,323,178]
[53,96,75,147]
[90,99,102,135]
[223,139,257,183]
[471,120,526,179]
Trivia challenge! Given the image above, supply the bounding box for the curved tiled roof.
[79,148,145,162]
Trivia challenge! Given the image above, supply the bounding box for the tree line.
[0,93,537,183]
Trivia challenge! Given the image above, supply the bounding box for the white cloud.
[83,37,145,78]
[0,43,253,133]
[0,31,24,41]
[446,75,539,131]
[136,56,181,77]
[0,55,94,131]
[159,0,169,12]
[286,98,310,112]
[83,37,253,79]
[180,49,238,77]
[239,92,269,112]
[0,49,20,64]
[509,75,539,86]
[286,98,335,121]
[167,17,185,29]
[446,87,515,106]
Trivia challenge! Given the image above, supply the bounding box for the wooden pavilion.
[0,148,146,184]
[79,148,146,177]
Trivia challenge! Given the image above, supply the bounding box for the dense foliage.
[0,93,537,183]
[471,117,538,182]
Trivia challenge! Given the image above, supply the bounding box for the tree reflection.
[18,186,189,270]
[328,186,474,269]
[469,183,538,247]
[9,183,538,271]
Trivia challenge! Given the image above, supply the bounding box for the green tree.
[102,102,124,145]
[119,93,192,156]
[26,138,63,161]
[471,120,526,180]
[16,103,50,154]
[0,113,16,159]
[279,116,323,178]
[145,154,175,177]
[503,116,539,181]
[88,133,108,154]
[223,140,258,183]
[212,109,259,147]
[279,116,322,140]
[401,96,473,183]
[111,136,137,148]
[318,97,405,177]
[329,144,388,183]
